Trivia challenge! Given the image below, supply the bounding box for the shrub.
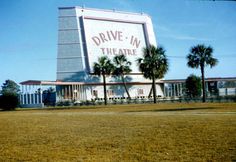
[185,74,202,98]
[0,94,19,111]
[56,100,72,106]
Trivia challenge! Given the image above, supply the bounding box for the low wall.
[20,103,44,108]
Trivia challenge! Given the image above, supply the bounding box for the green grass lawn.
[0,103,235,161]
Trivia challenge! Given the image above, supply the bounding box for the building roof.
[20,80,154,86]
[20,80,85,85]
[162,77,236,83]
[20,77,236,86]
[58,6,150,17]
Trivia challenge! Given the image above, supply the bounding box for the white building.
[55,6,164,102]
[19,6,167,107]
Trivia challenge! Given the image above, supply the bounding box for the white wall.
[85,83,164,100]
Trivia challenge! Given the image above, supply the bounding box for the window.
[107,89,114,97]
[92,90,98,98]
[137,88,144,95]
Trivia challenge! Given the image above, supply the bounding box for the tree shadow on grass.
[125,107,217,113]
[13,106,102,112]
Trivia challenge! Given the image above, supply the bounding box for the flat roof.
[20,77,236,86]
[162,77,236,83]
[20,80,155,86]
[20,80,85,86]
[58,6,150,17]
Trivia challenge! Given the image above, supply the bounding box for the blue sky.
[0,0,236,86]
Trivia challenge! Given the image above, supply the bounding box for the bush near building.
[0,94,19,111]
[0,80,20,110]
[185,74,202,98]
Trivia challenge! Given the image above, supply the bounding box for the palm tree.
[113,54,132,99]
[187,44,218,102]
[93,56,115,105]
[137,45,169,103]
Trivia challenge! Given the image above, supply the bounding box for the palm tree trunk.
[201,65,206,103]
[152,75,157,103]
[121,75,131,99]
[148,86,153,98]
[102,74,107,105]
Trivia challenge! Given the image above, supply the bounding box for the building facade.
[56,6,164,101]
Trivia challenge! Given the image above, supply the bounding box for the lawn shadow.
[125,107,217,113]
[14,106,102,112]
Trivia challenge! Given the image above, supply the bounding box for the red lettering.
[106,31,111,41]
[92,31,125,46]
[99,33,108,43]
[110,31,118,40]
[130,35,134,45]
[123,49,127,55]
[100,48,137,56]
[118,31,123,41]
[127,49,132,55]
[101,48,105,54]
[92,36,100,46]
[118,49,123,55]
[130,35,140,48]
[106,48,112,55]
[133,37,140,48]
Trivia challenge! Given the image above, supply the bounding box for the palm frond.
[187,44,218,69]
[137,45,169,80]
[93,56,114,76]
[113,54,132,76]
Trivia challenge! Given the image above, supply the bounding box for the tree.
[113,54,132,99]
[93,56,115,105]
[185,74,202,98]
[1,79,20,96]
[43,87,56,106]
[0,80,20,110]
[0,94,19,110]
[187,44,218,102]
[137,45,169,103]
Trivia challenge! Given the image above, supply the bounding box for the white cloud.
[156,24,213,41]
[174,22,207,27]
[159,34,213,41]
[170,35,212,41]
[155,24,170,32]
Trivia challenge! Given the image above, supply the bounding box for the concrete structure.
[20,77,236,107]
[56,6,164,101]
[163,77,236,98]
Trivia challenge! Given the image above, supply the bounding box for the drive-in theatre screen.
[83,18,148,73]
